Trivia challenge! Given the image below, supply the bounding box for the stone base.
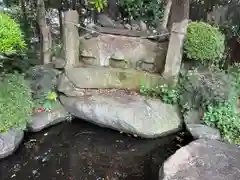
[60,93,182,138]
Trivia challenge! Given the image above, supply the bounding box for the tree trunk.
[20,0,30,44]
[37,0,52,64]
[161,0,172,29]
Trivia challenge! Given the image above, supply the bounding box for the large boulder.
[58,67,166,91]
[80,34,168,73]
[60,94,182,138]
[161,139,240,180]
[0,129,24,159]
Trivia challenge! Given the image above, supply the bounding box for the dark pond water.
[0,119,193,180]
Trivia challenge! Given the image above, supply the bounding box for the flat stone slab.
[62,67,166,90]
[0,129,24,159]
[28,105,68,132]
[186,124,221,141]
[161,139,240,180]
[60,94,182,138]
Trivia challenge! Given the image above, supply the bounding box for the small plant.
[34,91,58,113]
[184,22,225,62]
[0,12,26,54]
[89,0,107,12]
[44,91,58,110]
[140,83,179,104]
[0,73,33,132]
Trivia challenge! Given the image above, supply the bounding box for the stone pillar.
[167,0,189,30]
[63,10,79,67]
[162,19,188,85]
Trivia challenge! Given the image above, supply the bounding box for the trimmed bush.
[0,73,33,132]
[0,12,26,54]
[184,22,225,62]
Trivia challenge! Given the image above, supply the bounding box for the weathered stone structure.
[54,2,190,138]
[80,34,168,73]
[58,0,190,86]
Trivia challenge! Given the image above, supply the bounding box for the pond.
[0,119,192,180]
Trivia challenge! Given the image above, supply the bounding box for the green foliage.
[34,91,58,111]
[140,83,179,104]
[89,0,107,12]
[0,12,26,54]
[119,0,165,27]
[0,73,33,132]
[44,91,58,110]
[203,101,240,144]
[184,22,225,62]
[179,67,240,143]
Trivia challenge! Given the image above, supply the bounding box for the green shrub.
[0,12,26,54]
[203,101,240,144]
[0,73,33,132]
[184,22,225,62]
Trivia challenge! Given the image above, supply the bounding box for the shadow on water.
[0,119,193,180]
